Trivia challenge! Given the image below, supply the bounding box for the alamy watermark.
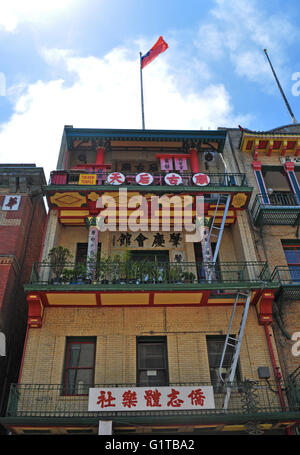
[291,332,300,357]
[95,188,206,242]
[292,72,300,97]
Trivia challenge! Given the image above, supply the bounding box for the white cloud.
[0,0,76,31]
[0,45,251,180]
[196,0,298,88]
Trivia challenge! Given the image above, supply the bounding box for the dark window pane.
[137,337,168,386]
[139,344,165,369]
[68,343,95,368]
[206,335,241,384]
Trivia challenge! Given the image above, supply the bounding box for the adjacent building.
[0,164,46,429]
[1,126,300,435]
[228,123,300,413]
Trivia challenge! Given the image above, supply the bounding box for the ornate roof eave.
[64,126,227,152]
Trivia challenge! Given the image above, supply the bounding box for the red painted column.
[190,148,200,173]
[95,147,105,165]
[264,324,287,413]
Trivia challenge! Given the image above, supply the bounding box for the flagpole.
[264,49,297,124]
[139,52,145,130]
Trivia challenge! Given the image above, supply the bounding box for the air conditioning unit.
[204,151,216,162]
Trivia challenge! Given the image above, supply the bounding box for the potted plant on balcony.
[46,246,73,284]
[182,271,196,283]
[70,262,87,284]
[168,265,182,284]
[61,267,74,284]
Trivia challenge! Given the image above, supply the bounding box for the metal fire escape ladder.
[203,194,231,282]
[218,289,252,411]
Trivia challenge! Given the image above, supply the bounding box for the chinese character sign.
[160,158,173,171]
[192,173,210,186]
[174,157,187,171]
[106,172,126,185]
[88,386,215,411]
[164,173,182,186]
[136,172,154,186]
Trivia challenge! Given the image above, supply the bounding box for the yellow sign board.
[79,174,97,185]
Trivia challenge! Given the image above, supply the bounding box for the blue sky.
[0,0,299,180]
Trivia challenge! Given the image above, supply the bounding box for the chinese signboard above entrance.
[88,386,215,412]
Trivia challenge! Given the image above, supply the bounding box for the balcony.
[3,381,300,432]
[27,261,274,291]
[251,193,300,227]
[271,266,300,300]
[48,170,250,192]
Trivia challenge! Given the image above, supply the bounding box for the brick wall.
[0,193,46,417]
[20,305,280,385]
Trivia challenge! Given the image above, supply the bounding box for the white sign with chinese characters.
[88,386,215,412]
[2,195,21,211]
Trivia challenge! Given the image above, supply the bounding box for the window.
[75,243,88,264]
[136,337,169,386]
[282,241,300,282]
[75,243,101,264]
[63,337,96,395]
[206,335,241,387]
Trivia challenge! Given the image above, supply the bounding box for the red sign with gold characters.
[88,385,215,411]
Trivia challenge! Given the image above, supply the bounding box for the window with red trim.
[63,337,96,395]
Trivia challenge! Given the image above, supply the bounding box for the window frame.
[206,335,242,389]
[136,336,169,387]
[62,337,96,396]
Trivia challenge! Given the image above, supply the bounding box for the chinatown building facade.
[1,125,300,435]
[227,123,300,425]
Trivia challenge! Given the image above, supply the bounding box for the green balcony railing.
[5,381,300,419]
[271,266,300,300]
[251,193,300,227]
[28,261,273,288]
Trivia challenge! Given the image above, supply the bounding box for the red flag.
[141,36,168,69]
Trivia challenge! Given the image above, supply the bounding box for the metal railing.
[49,170,248,188]
[6,380,300,418]
[271,266,300,285]
[29,261,272,286]
[251,193,300,226]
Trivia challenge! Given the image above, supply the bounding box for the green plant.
[72,263,87,282]
[61,268,74,284]
[182,271,196,283]
[46,246,73,280]
[168,264,183,283]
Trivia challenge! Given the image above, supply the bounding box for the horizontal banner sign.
[88,385,215,412]
[79,174,97,185]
